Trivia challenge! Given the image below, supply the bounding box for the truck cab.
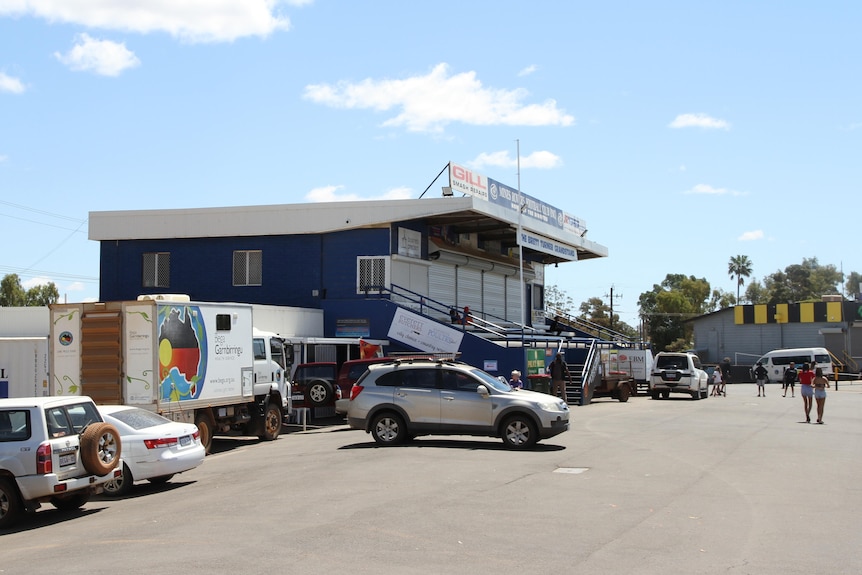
[252,329,293,421]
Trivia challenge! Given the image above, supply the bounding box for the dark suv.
[346,358,570,449]
[292,357,392,408]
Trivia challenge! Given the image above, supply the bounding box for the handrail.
[547,307,638,346]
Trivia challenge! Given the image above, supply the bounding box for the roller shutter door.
[483,272,505,320]
[429,263,457,308]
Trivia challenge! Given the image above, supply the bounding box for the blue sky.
[1,1,859,327]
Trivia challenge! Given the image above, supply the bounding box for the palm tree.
[728,255,753,303]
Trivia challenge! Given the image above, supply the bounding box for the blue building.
[90,165,610,387]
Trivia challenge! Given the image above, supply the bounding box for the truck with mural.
[49,297,292,452]
[0,337,50,398]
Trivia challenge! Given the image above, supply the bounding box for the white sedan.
[97,405,206,496]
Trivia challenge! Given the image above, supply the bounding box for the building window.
[233,250,262,286]
[143,252,170,288]
[357,256,389,293]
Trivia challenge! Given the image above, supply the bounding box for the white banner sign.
[387,307,464,354]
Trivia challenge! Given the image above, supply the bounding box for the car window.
[692,356,703,369]
[347,365,371,381]
[46,407,73,438]
[253,338,267,360]
[65,402,101,433]
[105,408,171,430]
[296,365,335,380]
[441,370,481,392]
[0,409,31,442]
[466,367,512,392]
[656,355,686,369]
[399,369,438,389]
[814,354,829,364]
[375,371,402,387]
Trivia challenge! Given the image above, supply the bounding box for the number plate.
[291,394,304,401]
[59,453,77,466]
[180,435,191,447]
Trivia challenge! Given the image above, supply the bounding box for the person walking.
[753,361,768,397]
[812,367,830,424]
[719,357,732,396]
[547,354,570,403]
[711,366,723,397]
[798,362,815,423]
[783,362,797,398]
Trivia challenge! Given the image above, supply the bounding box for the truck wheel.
[651,391,660,400]
[103,462,133,497]
[80,422,122,476]
[0,478,23,529]
[370,412,406,446]
[195,410,216,454]
[618,383,631,403]
[307,379,334,407]
[259,402,282,441]
[501,414,538,449]
[50,491,90,511]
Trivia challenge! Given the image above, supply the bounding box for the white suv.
[0,396,123,529]
[346,358,570,449]
[649,352,709,400]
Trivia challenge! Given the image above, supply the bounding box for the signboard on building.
[449,162,587,236]
[387,307,464,354]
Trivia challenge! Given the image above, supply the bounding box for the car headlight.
[537,400,567,412]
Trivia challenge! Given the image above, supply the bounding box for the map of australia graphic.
[159,306,207,401]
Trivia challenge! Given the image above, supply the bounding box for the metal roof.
[89,196,608,265]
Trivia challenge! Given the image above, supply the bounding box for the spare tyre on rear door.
[80,422,122,476]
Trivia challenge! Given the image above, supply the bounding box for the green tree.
[545,284,574,315]
[638,274,711,352]
[0,274,27,306]
[709,288,736,311]
[761,258,843,303]
[728,255,753,303]
[744,279,768,304]
[578,297,639,338]
[26,282,60,306]
[845,271,862,299]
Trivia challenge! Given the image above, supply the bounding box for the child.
[509,370,523,390]
[711,366,723,397]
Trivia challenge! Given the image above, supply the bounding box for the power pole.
[605,285,622,331]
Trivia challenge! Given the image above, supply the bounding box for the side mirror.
[476,384,490,398]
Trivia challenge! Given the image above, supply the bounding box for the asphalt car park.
[1,382,861,575]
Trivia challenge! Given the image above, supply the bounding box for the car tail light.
[349,385,364,401]
[37,442,53,474]
[144,437,179,449]
[193,430,200,442]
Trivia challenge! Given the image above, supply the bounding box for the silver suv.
[649,352,709,400]
[0,396,123,529]
[346,359,570,449]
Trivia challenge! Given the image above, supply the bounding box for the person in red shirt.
[798,362,815,423]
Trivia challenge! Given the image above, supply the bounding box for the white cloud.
[669,113,730,130]
[470,150,562,170]
[0,72,25,93]
[0,155,8,163]
[738,230,764,241]
[65,281,86,292]
[54,34,140,76]
[683,183,746,197]
[518,65,538,77]
[303,63,575,133]
[305,185,414,203]
[21,276,52,289]
[0,0,302,43]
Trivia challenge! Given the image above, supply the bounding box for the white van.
[753,347,833,383]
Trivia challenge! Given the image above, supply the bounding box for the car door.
[394,368,441,430]
[439,369,493,431]
[44,405,86,480]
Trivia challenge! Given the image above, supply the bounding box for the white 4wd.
[649,352,709,400]
[0,396,122,529]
